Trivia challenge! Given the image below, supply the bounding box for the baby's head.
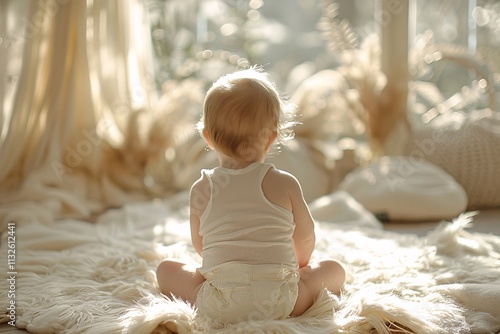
[199,67,296,162]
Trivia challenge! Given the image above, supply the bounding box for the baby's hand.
[298,265,312,280]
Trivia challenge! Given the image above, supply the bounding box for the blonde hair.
[198,67,297,161]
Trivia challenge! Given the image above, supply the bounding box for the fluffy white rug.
[1,192,500,334]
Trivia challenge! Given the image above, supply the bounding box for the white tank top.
[199,162,298,274]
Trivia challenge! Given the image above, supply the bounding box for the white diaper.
[195,263,299,324]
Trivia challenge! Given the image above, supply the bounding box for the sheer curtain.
[0,0,170,228]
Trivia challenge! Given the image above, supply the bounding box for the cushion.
[337,156,468,221]
[404,111,500,210]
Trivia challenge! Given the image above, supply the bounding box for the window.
[147,0,498,116]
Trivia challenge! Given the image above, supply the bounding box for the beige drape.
[0,0,169,229]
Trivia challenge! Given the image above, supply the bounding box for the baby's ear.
[265,130,278,152]
[203,129,215,149]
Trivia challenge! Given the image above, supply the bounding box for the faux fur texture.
[1,192,499,334]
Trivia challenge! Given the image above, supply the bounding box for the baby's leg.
[301,260,345,296]
[290,260,345,316]
[156,259,205,303]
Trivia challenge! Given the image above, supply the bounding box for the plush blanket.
[1,192,499,334]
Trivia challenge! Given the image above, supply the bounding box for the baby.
[156,67,345,324]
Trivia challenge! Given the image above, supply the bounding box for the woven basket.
[404,111,500,209]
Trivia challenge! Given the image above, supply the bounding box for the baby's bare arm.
[288,177,315,267]
[262,168,315,267]
[189,176,208,256]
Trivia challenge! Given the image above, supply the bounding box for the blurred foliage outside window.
[2,0,498,119]
[147,0,499,110]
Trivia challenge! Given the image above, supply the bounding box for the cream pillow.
[338,156,468,221]
[308,190,382,229]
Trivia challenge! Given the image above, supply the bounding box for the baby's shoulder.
[190,173,210,215]
[190,172,209,192]
[263,167,301,193]
[262,167,302,211]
